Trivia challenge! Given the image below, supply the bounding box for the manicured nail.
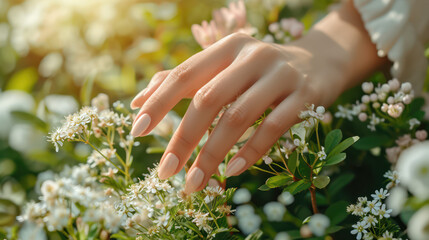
[184,167,204,194]
[225,157,246,177]
[158,153,179,180]
[208,178,221,188]
[130,89,147,110]
[130,113,151,137]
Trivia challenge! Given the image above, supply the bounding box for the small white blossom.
[351,221,369,240]
[263,202,286,221]
[278,192,294,205]
[308,214,330,237]
[233,188,251,204]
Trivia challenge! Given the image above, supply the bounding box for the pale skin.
[130,0,388,194]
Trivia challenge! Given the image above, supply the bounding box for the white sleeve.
[353,0,429,92]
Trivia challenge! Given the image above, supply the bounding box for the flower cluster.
[232,188,293,237]
[335,79,415,131]
[262,18,304,44]
[18,164,123,238]
[347,172,402,240]
[191,0,256,49]
[385,130,428,165]
[120,167,236,239]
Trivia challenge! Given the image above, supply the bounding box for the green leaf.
[10,111,48,131]
[313,175,330,189]
[325,153,346,166]
[285,179,311,195]
[328,173,355,196]
[297,160,312,179]
[0,198,19,227]
[326,226,344,234]
[266,174,293,188]
[258,184,271,191]
[287,151,298,174]
[324,129,342,154]
[328,136,359,157]
[325,201,349,225]
[353,134,390,150]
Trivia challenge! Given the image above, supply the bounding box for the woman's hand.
[130,0,387,194]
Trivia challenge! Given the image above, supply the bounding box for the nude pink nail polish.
[130,113,151,137]
[184,167,205,194]
[158,153,179,180]
[225,157,246,177]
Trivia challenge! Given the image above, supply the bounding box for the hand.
[130,0,386,194]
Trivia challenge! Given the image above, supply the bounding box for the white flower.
[386,187,407,216]
[233,188,251,204]
[308,214,330,237]
[362,232,374,240]
[192,211,213,232]
[409,118,421,130]
[274,232,291,240]
[154,212,170,227]
[317,147,327,161]
[44,205,69,231]
[371,188,389,200]
[363,215,378,227]
[382,231,394,239]
[263,155,273,165]
[397,141,429,199]
[400,82,412,93]
[263,202,286,221]
[237,213,261,235]
[408,206,429,240]
[363,200,381,214]
[335,105,355,121]
[278,191,294,205]
[362,82,374,94]
[236,204,255,219]
[375,204,392,219]
[351,221,369,240]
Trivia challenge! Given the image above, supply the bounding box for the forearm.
[283,0,389,105]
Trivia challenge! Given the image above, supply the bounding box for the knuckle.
[223,106,246,126]
[169,63,192,83]
[194,87,219,109]
[173,133,193,150]
[199,147,220,164]
[262,118,285,135]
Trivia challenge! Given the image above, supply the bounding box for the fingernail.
[131,113,151,137]
[130,89,147,110]
[208,178,221,188]
[158,153,179,180]
[184,167,205,194]
[225,157,246,177]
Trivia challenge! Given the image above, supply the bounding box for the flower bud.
[403,95,412,104]
[416,130,428,141]
[401,82,412,93]
[358,112,368,122]
[381,84,390,93]
[362,82,374,94]
[361,95,370,103]
[370,93,378,102]
[387,96,394,104]
[388,79,400,91]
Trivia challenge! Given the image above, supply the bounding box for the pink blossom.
[416,130,428,141]
[386,147,401,164]
[191,0,255,49]
[395,134,412,147]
